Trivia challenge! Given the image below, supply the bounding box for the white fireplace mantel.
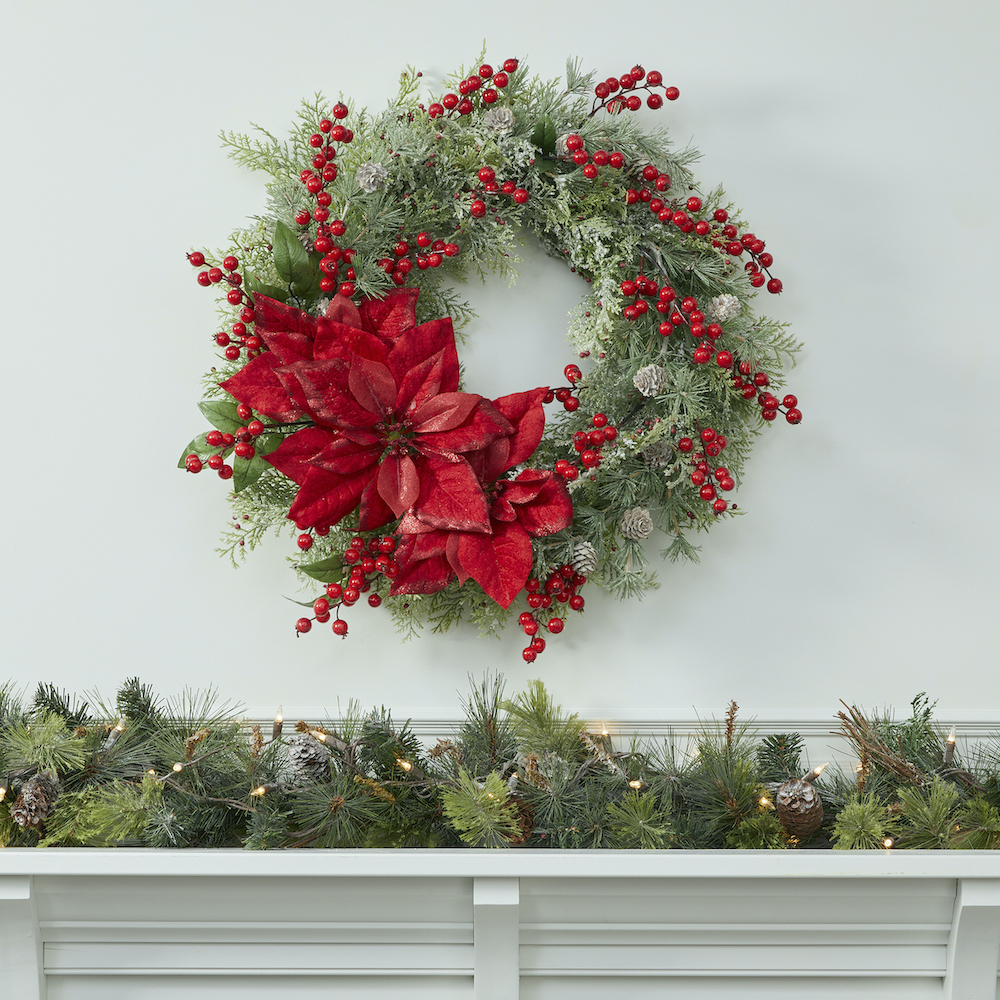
[3,849,1000,999]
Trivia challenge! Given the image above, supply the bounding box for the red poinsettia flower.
[389,387,574,608]
[390,468,574,608]
[220,290,514,532]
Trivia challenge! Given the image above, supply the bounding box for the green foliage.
[605,790,671,849]
[504,680,585,761]
[441,769,519,848]
[756,733,804,782]
[4,711,88,773]
[896,777,962,850]
[831,792,897,850]
[32,684,90,728]
[12,677,1000,854]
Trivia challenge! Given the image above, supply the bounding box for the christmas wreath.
[180,53,802,659]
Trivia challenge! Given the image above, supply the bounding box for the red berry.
[712,499,728,513]
[332,102,348,120]
[767,278,783,294]
[188,251,206,267]
[297,534,313,550]
[565,134,584,151]
[503,58,519,73]
[522,648,537,662]
[368,594,382,608]
[296,618,312,634]
[569,595,585,611]
[785,408,802,424]
[647,94,663,110]
[547,618,564,634]
[185,454,203,473]
[470,200,486,217]
[665,86,679,100]
[564,364,582,383]
[332,619,348,636]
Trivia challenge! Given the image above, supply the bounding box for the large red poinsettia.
[389,387,574,608]
[221,290,514,532]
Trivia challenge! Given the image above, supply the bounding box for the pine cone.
[641,439,673,469]
[705,293,740,323]
[11,771,62,829]
[619,507,654,541]
[296,233,315,253]
[632,364,668,397]
[775,778,824,837]
[571,540,597,576]
[483,107,516,136]
[283,734,332,784]
[355,162,389,193]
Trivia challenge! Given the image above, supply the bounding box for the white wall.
[1,1,998,728]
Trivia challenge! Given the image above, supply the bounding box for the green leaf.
[177,433,211,468]
[291,264,324,305]
[297,554,344,583]
[272,220,314,285]
[246,276,289,303]
[198,400,243,434]
[232,452,271,492]
[532,115,556,156]
[259,433,284,455]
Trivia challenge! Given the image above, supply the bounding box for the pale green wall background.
[1,1,997,723]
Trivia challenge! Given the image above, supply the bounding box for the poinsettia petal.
[412,454,491,532]
[490,496,517,522]
[323,293,362,329]
[457,520,533,609]
[309,436,382,476]
[348,357,397,418]
[220,354,303,422]
[389,529,454,595]
[360,287,420,339]
[287,464,371,529]
[265,426,335,485]
[385,318,460,395]
[416,398,513,456]
[279,361,379,430]
[445,532,468,583]
[466,438,510,487]
[492,387,548,470]
[410,392,481,434]
[358,475,397,531]
[513,470,574,538]
[394,347,448,416]
[377,453,420,516]
[501,471,547,506]
[314,321,388,363]
[251,295,318,363]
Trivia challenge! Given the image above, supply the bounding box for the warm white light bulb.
[396,758,413,772]
[172,762,183,772]
[628,779,642,789]
[883,838,893,849]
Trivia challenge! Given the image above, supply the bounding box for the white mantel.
[4,849,1000,999]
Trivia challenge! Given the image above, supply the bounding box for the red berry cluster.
[427,59,519,118]
[518,566,587,662]
[555,410,618,483]
[294,534,399,638]
[558,122,783,293]
[376,232,460,284]
[183,402,270,481]
[731,363,802,424]
[543,363,584,414]
[293,106,361,298]
[188,253,260,361]
[468,165,530,220]
[591,65,678,115]
[678,427,735,515]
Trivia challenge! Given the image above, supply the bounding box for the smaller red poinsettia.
[220,289,514,532]
[390,468,574,608]
[389,386,573,608]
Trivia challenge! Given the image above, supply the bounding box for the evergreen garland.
[1,676,997,852]
[179,51,803,659]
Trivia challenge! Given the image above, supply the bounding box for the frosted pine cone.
[283,733,332,784]
[297,232,315,253]
[619,507,654,541]
[705,293,740,323]
[571,540,598,576]
[11,771,62,829]
[482,107,516,136]
[355,162,389,193]
[633,364,668,397]
[641,439,673,469]
[775,778,824,838]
